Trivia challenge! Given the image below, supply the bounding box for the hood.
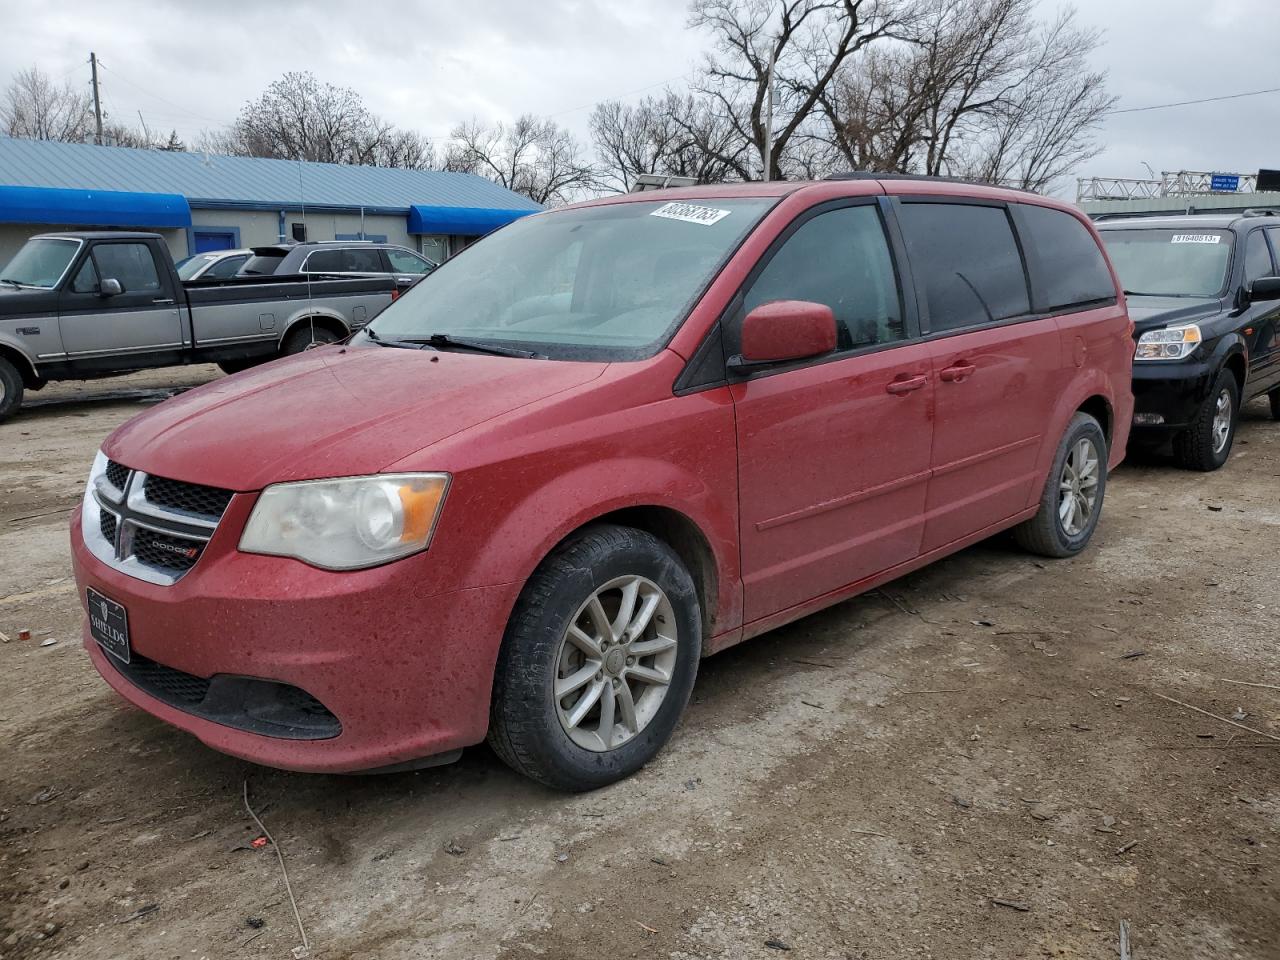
[1125,295,1225,335]
[106,345,607,490]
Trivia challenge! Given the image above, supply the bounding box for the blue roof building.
[0,136,540,264]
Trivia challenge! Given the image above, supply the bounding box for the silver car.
[174,248,253,281]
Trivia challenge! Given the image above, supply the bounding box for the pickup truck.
[0,231,397,423]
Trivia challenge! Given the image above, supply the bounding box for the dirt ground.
[1,368,1277,960]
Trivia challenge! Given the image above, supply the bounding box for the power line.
[1107,85,1280,116]
[94,60,234,126]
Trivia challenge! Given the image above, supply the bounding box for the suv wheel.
[1173,368,1238,471]
[281,325,341,356]
[0,356,24,424]
[1013,412,1107,558]
[488,524,701,791]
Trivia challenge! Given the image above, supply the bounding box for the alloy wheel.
[1058,436,1100,537]
[554,575,679,752]
[1211,388,1233,454]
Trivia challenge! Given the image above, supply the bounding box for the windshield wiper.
[362,327,428,350]
[417,333,545,360]
[0,278,24,289]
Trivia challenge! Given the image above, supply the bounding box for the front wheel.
[488,524,702,791]
[0,356,24,424]
[1173,368,1238,471]
[1013,412,1107,558]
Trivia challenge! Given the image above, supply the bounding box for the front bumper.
[72,506,519,774]
[1130,360,1215,434]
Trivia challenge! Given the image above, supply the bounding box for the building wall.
[0,223,186,268]
[189,209,282,252]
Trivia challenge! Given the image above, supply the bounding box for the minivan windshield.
[364,198,774,360]
[1101,228,1233,297]
[1,237,81,288]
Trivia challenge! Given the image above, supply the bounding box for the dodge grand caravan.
[71,176,1134,791]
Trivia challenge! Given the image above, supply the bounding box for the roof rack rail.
[1240,208,1280,218]
[823,170,1041,195]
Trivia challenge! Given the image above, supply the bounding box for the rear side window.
[304,249,343,273]
[1015,203,1116,310]
[92,243,161,292]
[342,248,383,272]
[205,254,248,279]
[742,204,904,351]
[1243,230,1274,284]
[897,202,1029,332]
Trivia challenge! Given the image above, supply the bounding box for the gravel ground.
[1,368,1277,960]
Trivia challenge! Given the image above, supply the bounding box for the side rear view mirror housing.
[1246,276,1280,304]
[99,278,124,297]
[729,299,837,373]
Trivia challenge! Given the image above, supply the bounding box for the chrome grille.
[85,463,234,586]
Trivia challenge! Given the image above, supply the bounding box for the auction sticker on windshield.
[650,202,731,226]
[1171,234,1221,244]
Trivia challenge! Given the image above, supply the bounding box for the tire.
[1013,412,1108,558]
[488,524,702,791]
[280,324,341,356]
[1172,368,1239,471]
[1269,387,1280,421]
[0,356,24,424]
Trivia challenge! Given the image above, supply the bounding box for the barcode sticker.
[650,202,731,226]
[1171,234,1220,244]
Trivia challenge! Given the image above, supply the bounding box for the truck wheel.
[281,325,341,356]
[1270,388,1280,421]
[1013,412,1107,558]
[1173,368,1238,471]
[0,357,24,424]
[488,524,701,791]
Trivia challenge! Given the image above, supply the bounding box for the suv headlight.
[1135,324,1201,361]
[240,473,449,570]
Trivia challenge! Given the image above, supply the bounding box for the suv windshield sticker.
[650,202,731,226]
[1171,234,1221,244]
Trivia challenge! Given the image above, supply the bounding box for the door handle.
[939,363,976,382]
[886,374,928,395]
[152,298,175,305]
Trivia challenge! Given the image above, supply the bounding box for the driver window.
[1244,230,1274,285]
[742,205,905,351]
[70,258,99,293]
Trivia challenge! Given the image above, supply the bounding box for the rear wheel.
[488,524,701,791]
[1013,412,1107,558]
[0,356,24,424]
[280,324,341,357]
[1173,368,1238,471]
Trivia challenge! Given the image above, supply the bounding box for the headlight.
[239,473,449,570]
[1135,324,1201,361]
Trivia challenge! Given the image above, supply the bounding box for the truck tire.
[1270,387,1280,421]
[281,325,341,357]
[1013,412,1107,558]
[0,356,24,424]
[1173,368,1238,471]
[488,524,702,791]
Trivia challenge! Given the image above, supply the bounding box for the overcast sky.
[2,0,1278,197]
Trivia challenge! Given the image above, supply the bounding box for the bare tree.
[689,0,910,180]
[824,0,1114,191]
[1,66,94,142]
[444,115,594,205]
[200,71,435,169]
[590,92,748,192]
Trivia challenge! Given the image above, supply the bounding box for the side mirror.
[732,300,837,369]
[99,277,124,297]
[1246,276,1280,303]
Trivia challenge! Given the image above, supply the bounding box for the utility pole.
[89,52,104,145]
[761,45,777,182]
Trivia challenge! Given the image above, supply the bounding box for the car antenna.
[297,156,316,347]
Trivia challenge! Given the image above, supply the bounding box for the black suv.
[1098,211,1280,470]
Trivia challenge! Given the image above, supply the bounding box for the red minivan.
[71,176,1133,790]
